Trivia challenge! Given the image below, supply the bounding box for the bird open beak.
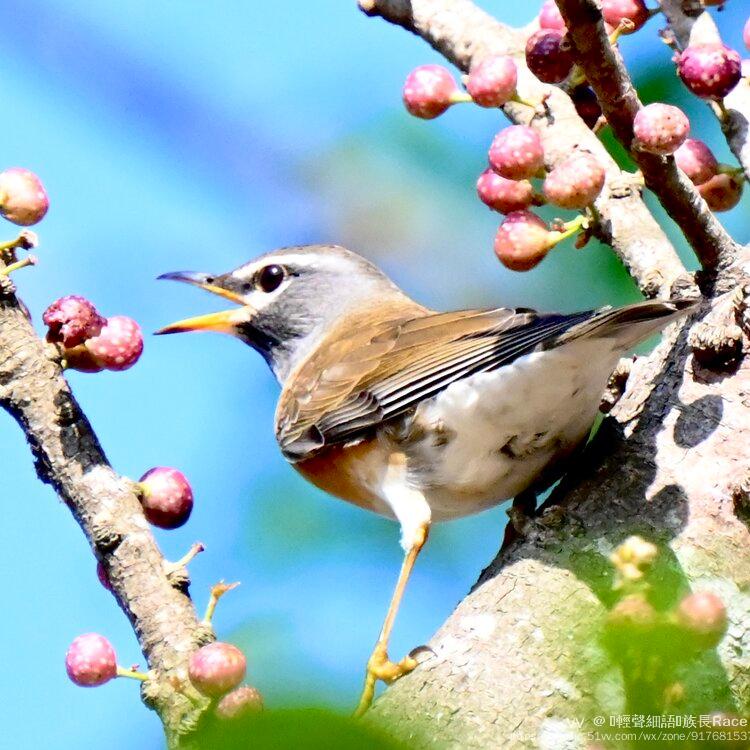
[155,271,249,335]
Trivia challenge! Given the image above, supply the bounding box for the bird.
[156,244,697,715]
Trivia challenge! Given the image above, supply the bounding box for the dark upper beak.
[155,271,250,335]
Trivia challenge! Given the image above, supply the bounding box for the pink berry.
[543,151,605,209]
[488,125,545,181]
[674,139,718,185]
[494,210,552,271]
[402,65,461,119]
[677,43,742,100]
[43,296,106,348]
[84,315,144,371]
[744,17,750,52]
[476,169,534,214]
[571,86,602,130]
[189,642,247,697]
[601,0,649,34]
[538,0,566,32]
[65,633,117,687]
[138,467,194,529]
[216,686,264,719]
[676,591,727,647]
[698,172,744,212]
[466,56,518,108]
[632,103,690,155]
[525,29,574,84]
[0,168,48,226]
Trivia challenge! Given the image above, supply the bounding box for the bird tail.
[558,297,700,350]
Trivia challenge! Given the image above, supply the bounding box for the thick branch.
[0,275,210,748]
[659,1,750,181]
[556,0,741,271]
[359,0,692,298]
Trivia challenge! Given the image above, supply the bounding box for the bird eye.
[256,264,285,293]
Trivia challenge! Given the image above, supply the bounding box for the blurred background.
[0,1,748,747]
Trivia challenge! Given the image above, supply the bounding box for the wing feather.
[276,305,600,460]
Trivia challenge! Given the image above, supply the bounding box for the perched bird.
[157,244,696,714]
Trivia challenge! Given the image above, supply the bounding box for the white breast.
[408,338,621,520]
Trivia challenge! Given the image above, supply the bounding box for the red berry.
[543,151,605,209]
[601,0,649,34]
[488,125,545,181]
[43,296,106,348]
[189,642,247,697]
[402,65,461,119]
[466,56,518,108]
[698,172,744,212]
[677,43,742,100]
[675,591,727,647]
[674,139,718,185]
[216,686,264,719]
[65,633,117,687]
[494,210,552,271]
[632,103,690,155]
[138,467,194,529]
[538,0,566,32]
[96,562,113,592]
[571,86,602,130]
[84,315,144,371]
[525,29,574,84]
[476,169,534,214]
[744,17,750,51]
[0,168,49,226]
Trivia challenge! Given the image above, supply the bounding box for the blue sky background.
[1,2,748,747]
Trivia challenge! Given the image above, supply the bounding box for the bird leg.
[353,522,429,718]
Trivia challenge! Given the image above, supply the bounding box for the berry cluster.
[43,296,144,372]
[604,537,729,718]
[68,581,261,720]
[398,0,748,274]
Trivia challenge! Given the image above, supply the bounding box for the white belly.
[407,338,621,520]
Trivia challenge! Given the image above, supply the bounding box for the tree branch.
[556,0,741,272]
[658,1,750,181]
[359,0,693,298]
[0,273,210,749]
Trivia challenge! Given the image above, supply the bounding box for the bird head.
[156,244,411,380]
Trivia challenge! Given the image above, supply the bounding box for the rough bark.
[0,271,212,748]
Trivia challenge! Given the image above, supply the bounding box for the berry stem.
[176,542,206,569]
[608,19,634,46]
[164,542,206,578]
[567,66,587,89]
[509,92,538,110]
[449,91,473,105]
[0,254,36,276]
[116,665,150,682]
[717,164,747,180]
[202,581,240,626]
[549,214,589,247]
[0,230,37,254]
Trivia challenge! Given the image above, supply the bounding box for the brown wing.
[275,305,598,461]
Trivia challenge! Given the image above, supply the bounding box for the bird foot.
[353,644,421,718]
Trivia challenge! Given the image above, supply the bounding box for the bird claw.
[353,644,422,718]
